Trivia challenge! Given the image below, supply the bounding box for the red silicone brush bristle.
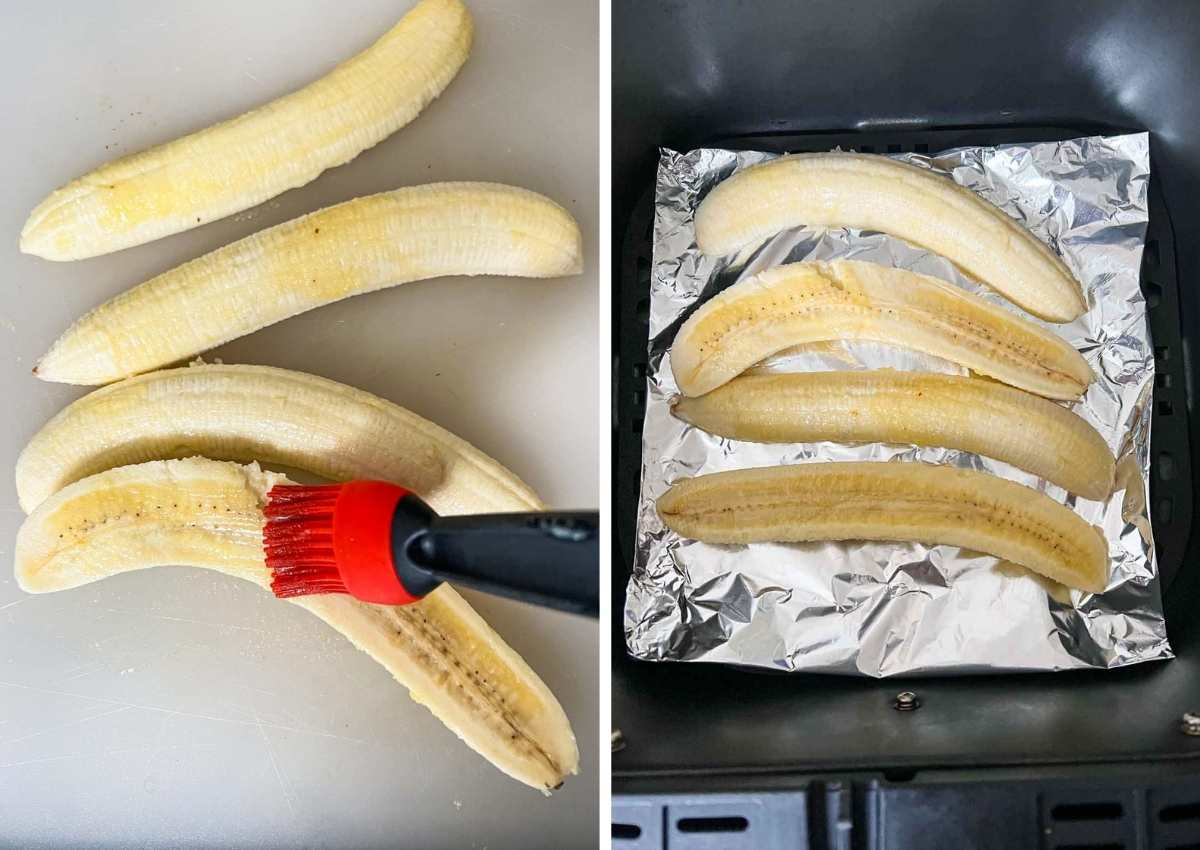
[263,484,347,598]
[262,480,416,604]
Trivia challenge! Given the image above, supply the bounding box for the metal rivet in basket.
[894,691,920,712]
[1180,712,1200,736]
[612,729,627,752]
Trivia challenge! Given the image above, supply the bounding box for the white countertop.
[0,1,598,847]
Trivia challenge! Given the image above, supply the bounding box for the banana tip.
[17,221,64,261]
[18,236,70,262]
[30,360,62,383]
[17,233,40,259]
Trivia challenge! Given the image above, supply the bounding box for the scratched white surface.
[0,1,599,848]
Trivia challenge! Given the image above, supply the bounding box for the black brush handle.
[389,495,599,617]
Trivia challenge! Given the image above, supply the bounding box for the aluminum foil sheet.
[625,132,1172,675]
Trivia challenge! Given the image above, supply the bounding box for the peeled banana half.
[16,363,543,516]
[20,0,473,260]
[669,260,1092,399]
[657,462,1109,593]
[14,457,577,792]
[35,182,583,386]
[673,371,1115,500]
[694,152,1086,322]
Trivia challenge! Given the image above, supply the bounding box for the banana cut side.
[669,260,1092,399]
[14,457,578,792]
[16,363,542,515]
[20,0,473,260]
[657,462,1109,593]
[694,152,1086,322]
[35,182,583,385]
[673,371,1115,500]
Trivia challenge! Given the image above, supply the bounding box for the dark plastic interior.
[613,0,1200,791]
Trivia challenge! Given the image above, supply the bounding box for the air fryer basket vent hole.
[1156,498,1174,524]
[1145,280,1163,308]
[1144,239,1160,267]
[612,823,642,840]
[635,255,650,286]
[1160,801,1200,822]
[1159,453,1177,480]
[1050,802,1124,821]
[676,816,749,833]
[635,297,650,322]
[1158,400,1175,417]
[1155,345,1170,361]
[884,767,918,783]
[1156,373,1172,389]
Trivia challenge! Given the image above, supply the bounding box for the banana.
[669,260,1091,399]
[16,363,542,515]
[657,462,1109,593]
[20,0,473,261]
[672,371,1115,500]
[34,182,583,385]
[694,152,1086,322]
[13,364,576,785]
[14,457,578,792]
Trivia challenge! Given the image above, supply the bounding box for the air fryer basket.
[613,0,1200,843]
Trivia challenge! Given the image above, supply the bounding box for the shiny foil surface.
[626,133,1171,675]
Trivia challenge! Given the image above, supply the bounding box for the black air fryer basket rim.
[612,125,1199,782]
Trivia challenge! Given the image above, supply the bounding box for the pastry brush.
[263,481,598,617]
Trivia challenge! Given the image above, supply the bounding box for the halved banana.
[14,457,578,792]
[16,363,541,515]
[35,183,583,385]
[20,0,473,260]
[657,462,1109,593]
[672,371,1114,499]
[670,260,1091,399]
[694,152,1086,322]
